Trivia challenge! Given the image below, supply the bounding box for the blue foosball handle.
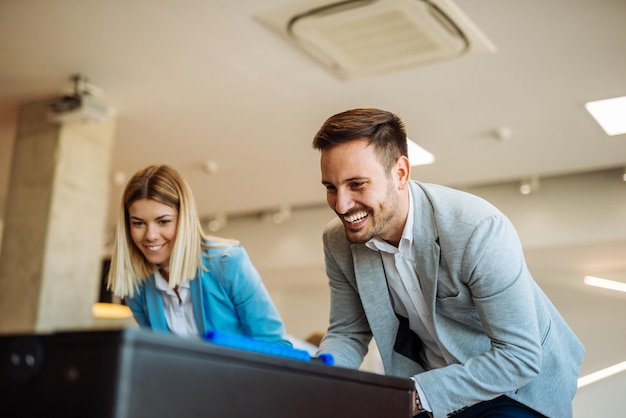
[204,330,334,366]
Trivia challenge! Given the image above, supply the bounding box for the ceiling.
[1,0,625,226]
[0,0,625,396]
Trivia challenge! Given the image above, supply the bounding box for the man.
[312,108,584,418]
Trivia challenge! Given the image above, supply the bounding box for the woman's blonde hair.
[107,164,233,298]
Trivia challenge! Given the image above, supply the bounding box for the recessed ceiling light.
[519,176,540,195]
[583,275,626,293]
[585,96,626,136]
[408,138,435,166]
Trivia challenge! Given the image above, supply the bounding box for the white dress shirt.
[154,270,199,338]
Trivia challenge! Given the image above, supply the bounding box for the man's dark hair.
[312,108,408,172]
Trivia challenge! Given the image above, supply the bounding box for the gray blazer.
[318,181,584,418]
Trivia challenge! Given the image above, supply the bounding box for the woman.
[107,164,291,347]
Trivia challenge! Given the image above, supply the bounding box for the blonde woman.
[107,164,291,347]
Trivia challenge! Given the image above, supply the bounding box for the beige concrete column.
[0,97,116,333]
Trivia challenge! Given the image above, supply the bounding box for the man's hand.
[412,389,425,415]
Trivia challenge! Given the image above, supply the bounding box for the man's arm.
[316,227,372,369]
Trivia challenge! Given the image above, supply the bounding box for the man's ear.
[395,156,411,189]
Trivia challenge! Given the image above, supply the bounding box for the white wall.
[574,372,626,417]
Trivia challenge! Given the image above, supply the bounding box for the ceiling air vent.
[255,0,496,79]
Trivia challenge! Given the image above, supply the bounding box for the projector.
[47,94,114,124]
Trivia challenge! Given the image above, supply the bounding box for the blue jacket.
[126,241,291,347]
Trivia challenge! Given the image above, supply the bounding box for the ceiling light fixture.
[583,275,626,293]
[203,160,219,175]
[585,96,626,136]
[578,361,626,388]
[492,126,513,141]
[112,171,126,187]
[519,177,539,195]
[205,213,228,232]
[261,205,292,224]
[407,138,435,166]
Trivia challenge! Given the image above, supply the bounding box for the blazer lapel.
[409,182,458,363]
[190,272,207,335]
[352,245,423,375]
[352,245,397,362]
[410,182,440,317]
[145,278,169,331]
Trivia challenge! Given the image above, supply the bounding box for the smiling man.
[312,108,584,418]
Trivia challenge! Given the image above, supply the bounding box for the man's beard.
[343,184,399,244]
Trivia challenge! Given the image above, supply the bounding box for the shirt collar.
[154,270,190,292]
